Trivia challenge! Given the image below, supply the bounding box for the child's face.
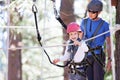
[69,31,80,41]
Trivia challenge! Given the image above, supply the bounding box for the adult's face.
[88,9,100,20]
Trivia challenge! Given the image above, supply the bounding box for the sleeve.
[82,41,89,52]
[73,41,88,63]
[59,41,70,62]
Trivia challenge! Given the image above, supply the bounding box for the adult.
[80,0,112,80]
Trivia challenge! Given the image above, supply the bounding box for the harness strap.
[88,46,105,67]
[68,61,87,78]
[84,18,104,43]
[84,19,105,67]
[88,46,102,52]
[91,20,104,43]
[51,0,67,29]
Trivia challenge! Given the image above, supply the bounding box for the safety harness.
[83,18,105,67]
[66,38,89,78]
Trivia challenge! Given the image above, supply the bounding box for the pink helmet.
[67,22,81,33]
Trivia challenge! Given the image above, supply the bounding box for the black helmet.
[87,0,103,12]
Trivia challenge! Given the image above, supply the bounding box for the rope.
[32,3,69,68]
[51,0,67,29]
[0,27,120,50]
[0,44,67,50]
[0,26,36,29]
[84,30,110,42]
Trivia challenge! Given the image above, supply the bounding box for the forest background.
[0,0,117,80]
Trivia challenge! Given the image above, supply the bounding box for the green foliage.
[104,71,113,80]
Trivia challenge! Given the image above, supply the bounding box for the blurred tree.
[8,32,22,80]
[6,0,24,80]
[8,1,22,80]
[114,0,120,80]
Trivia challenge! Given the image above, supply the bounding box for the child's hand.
[74,40,81,46]
[53,59,60,64]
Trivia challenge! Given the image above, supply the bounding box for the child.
[53,22,88,80]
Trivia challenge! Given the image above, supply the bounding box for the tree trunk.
[7,0,22,79]
[60,0,75,80]
[8,31,22,80]
[111,0,118,6]
[60,0,75,26]
[115,30,120,80]
[115,0,120,80]
[115,0,120,24]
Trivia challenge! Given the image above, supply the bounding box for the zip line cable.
[0,28,119,50]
